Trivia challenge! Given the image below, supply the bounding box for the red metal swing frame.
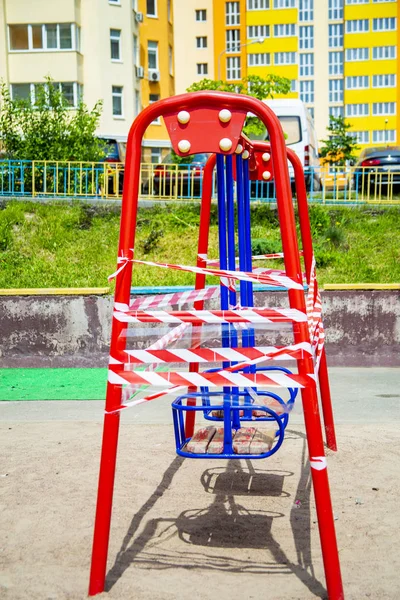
[88,91,344,600]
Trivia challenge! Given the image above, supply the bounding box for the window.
[372,74,396,88]
[299,53,314,76]
[329,106,344,117]
[274,0,295,7]
[146,0,157,17]
[151,148,162,163]
[195,9,207,21]
[299,0,314,22]
[226,2,240,25]
[350,131,369,144]
[148,41,158,69]
[372,0,396,2]
[299,25,314,49]
[373,46,396,60]
[10,82,81,107]
[279,116,301,144]
[248,53,271,66]
[248,25,270,38]
[291,80,297,92]
[329,78,343,102]
[8,23,79,52]
[227,56,241,80]
[247,0,269,8]
[329,51,343,75]
[197,63,208,75]
[169,45,173,75]
[328,0,343,21]
[346,0,368,4]
[308,107,315,119]
[373,18,396,31]
[373,130,396,143]
[275,51,297,65]
[149,93,160,124]
[110,29,121,61]
[345,103,369,116]
[372,102,396,115]
[329,24,343,48]
[196,36,207,48]
[135,90,140,116]
[226,29,240,52]
[346,20,369,33]
[274,24,296,37]
[133,35,138,66]
[300,80,314,103]
[345,48,369,61]
[112,86,123,116]
[346,76,369,89]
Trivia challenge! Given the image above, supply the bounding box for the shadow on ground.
[105,430,326,599]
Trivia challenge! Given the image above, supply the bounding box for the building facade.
[0,0,175,160]
[212,0,400,149]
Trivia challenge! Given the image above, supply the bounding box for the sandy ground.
[1,368,400,599]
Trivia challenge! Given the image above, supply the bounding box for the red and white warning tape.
[113,307,307,325]
[128,286,220,310]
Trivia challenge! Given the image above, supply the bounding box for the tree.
[319,115,359,167]
[0,76,105,162]
[186,74,291,137]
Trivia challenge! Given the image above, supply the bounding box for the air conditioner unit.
[136,65,144,79]
[149,69,160,82]
[135,11,144,23]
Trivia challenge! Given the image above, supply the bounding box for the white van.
[251,99,321,190]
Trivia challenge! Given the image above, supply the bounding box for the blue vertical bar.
[235,154,248,309]
[242,158,254,308]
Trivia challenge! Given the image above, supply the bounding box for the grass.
[0,200,399,289]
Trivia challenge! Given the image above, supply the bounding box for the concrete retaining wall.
[0,291,399,367]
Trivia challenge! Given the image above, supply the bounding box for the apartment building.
[173,0,215,94]
[211,0,400,148]
[0,0,175,160]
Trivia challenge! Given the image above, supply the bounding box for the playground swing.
[89,92,344,600]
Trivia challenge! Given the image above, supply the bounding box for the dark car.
[353,146,400,192]
[152,153,209,197]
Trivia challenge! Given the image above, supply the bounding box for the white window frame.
[247,0,269,9]
[10,81,81,107]
[299,0,314,22]
[328,24,343,49]
[110,29,121,62]
[226,56,241,80]
[372,130,396,143]
[147,40,159,70]
[274,0,296,8]
[372,102,396,116]
[226,2,240,26]
[248,25,270,39]
[299,25,314,49]
[149,93,160,124]
[112,85,123,118]
[300,80,314,104]
[372,74,396,88]
[346,0,368,4]
[345,48,369,62]
[345,103,369,117]
[133,34,139,66]
[195,9,207,21]
[275,51,297,65]
[328,0,343,21]
[226,29,240,53]
[372,18,396,31]
[346,20,369,33]
[329,106,344,117]
[146,0,157,18]
[248,53,271,66]
[274,23,296,37]
[345,76,369,89]
[196,63,208,75]
[8,23,79,53]
[349,131,369,144]
[329,78,344,103]
[196,36,207,49]
[372,46,396,60]
[329,51,343,75]
[372,0,396,3]
[299,52,314,76]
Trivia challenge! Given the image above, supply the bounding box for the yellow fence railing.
[1,160,400,204]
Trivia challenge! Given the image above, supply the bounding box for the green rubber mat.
[0,369,107,401]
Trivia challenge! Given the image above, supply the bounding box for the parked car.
[353,146,400,192]
[249,99,322,194]
[151,153,210,197]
